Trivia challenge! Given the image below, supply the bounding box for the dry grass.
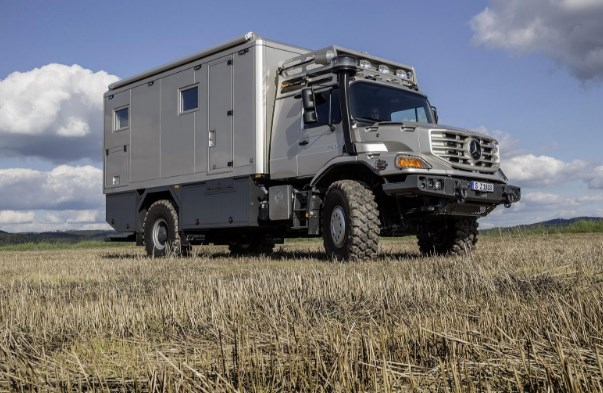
[1,233,602,392]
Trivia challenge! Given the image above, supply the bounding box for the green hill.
[483,217,603,235]
[0,230,117,246]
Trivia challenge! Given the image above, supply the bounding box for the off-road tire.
[228,234,275,256]
[143,200,188,257]
[417,217,478,256]
[322,180,379,261]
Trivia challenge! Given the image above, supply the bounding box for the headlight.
[396,70,411,79]
[359,59,372,69]
[395,154,432,169]
[378,65,390,74]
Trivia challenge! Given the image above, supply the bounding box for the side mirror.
[302,88,317,124]
[431,106,439,124]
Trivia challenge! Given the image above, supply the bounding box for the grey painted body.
[104,33,520,238]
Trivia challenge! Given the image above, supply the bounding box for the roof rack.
[279,45,418,89]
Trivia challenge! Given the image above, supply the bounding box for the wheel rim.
[152,218,168,250]
[330,206,346,247]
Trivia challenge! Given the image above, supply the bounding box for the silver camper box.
[104,33,307,233]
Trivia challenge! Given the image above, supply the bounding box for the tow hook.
[503,194,512,208]
[502,185,521,208]
[455,184,468,203]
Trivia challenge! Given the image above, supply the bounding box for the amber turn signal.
[395,155,431,169]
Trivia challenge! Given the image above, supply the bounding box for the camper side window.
[180,85,199,113]
[114,106,129,131]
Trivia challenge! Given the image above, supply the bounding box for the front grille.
[430,130,499,173]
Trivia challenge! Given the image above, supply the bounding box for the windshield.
[349,82,434,124]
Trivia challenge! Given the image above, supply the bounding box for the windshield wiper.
[353,116,384,124]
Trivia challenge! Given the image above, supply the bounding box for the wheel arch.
[136,187,181,231]
[138,187,180,213]
[310,161,383,190]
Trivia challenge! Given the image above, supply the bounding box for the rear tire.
[143,200,188,257]
[322,180,379,261]
[417,217,478,256]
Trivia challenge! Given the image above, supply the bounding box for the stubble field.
[1,233,602,392]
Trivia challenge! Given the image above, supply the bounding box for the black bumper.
[382,174,521,206]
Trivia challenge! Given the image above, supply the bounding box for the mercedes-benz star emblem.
[469,139,482,160]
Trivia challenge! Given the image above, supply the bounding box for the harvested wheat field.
[1,233,603,392]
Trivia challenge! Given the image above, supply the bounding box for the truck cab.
[269,47,520,259]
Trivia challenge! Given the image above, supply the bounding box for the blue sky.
[0,0,602,231]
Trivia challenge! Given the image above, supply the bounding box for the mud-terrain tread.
[142,200,186,257]
[418,217,478,256]
[228,236,275,256]
[322,180,379,261]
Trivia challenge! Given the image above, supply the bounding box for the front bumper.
[382,174,521,214]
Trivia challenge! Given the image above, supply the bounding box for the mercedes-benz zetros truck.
[103,32,520,260]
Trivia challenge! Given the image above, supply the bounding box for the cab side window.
[305,89,341,128]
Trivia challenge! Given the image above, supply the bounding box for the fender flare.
[310,157,381,189]
[137,186,181,215]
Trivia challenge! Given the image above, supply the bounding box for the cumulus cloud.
[0,210,35,225]
[503,153,588,187]
[519,191,603,216]
[0,165,103,210]
[471,0,603,81]
[0,209,109,233]
[585,165,603,189]
[44,209,102,224]
[0,64,118,162]
[523,192,564,205]
[480,190,603,228]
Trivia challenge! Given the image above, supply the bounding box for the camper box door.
[208,56,234,173]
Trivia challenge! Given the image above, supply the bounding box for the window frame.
[179,84,200,115]
[391,107,429,123]
[113,106,130,132]
[303,88,341,129]
[348,81,434,125]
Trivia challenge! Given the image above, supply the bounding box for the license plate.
[471,181,494,192]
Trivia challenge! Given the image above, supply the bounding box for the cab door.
[296,89,343,177]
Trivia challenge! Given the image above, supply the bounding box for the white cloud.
[44,209,102,224]
[0,64,118,162]
[503,153,588,187]
[474,127,603,190]
[0,165,111,232]
[523,192,564,205]
[480,190,603,228]
[0,209,110,233]
[0,165,103,210]
[0,210,35,224]
[471,0,603,81]
[585,165,603,189]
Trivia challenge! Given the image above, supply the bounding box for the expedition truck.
[104,32,520,260]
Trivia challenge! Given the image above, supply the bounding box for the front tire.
[228,234,275,256]
[143,200,187,257]
[417,217,478,256]
[322,180,379,261]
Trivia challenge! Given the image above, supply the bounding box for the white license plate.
[471,181,494,192]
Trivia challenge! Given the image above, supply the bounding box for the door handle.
[209,130,216,147]
[298,140,309,146]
